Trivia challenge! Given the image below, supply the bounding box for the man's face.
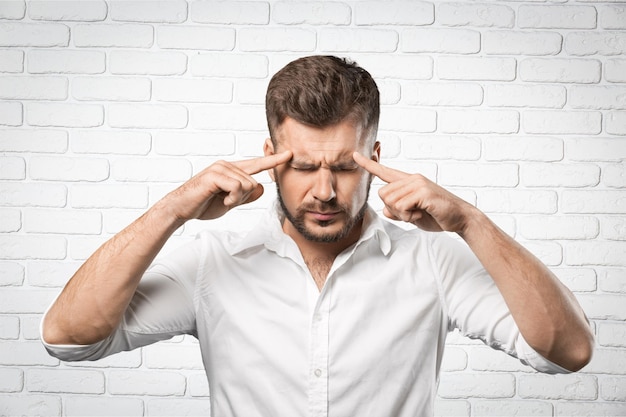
[265,117,379,244]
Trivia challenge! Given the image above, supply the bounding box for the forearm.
[459,208,594,371]
[42,199,183,345]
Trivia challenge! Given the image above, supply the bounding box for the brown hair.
[266,55,380,145]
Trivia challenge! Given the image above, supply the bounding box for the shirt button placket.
[308,295,330,417]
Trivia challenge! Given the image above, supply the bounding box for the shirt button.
[314,368,322,377]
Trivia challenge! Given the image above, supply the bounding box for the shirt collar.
[229,202,391,257]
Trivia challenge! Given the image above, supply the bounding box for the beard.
[276,181,370,243]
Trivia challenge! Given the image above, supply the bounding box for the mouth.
[308,211,341,222]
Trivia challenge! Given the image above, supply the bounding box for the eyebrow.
[289,158,358,170]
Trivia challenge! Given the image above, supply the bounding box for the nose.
[311,167,336,202]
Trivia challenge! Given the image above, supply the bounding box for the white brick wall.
[0,1,624,415]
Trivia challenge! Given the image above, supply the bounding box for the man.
[42,56,593,416]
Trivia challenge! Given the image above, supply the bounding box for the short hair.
[265,55,380,145]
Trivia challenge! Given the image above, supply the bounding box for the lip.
[308,211,340,222]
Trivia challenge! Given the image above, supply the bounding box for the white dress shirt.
[42,205,568,416]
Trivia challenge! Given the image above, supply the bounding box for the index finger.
[235,150,293,175]
[353,152,408,183]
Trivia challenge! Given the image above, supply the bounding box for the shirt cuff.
[515,334,572,374]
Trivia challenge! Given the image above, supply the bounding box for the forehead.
[275,117,364,162]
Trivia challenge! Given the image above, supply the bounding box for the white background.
[0,0,625,415]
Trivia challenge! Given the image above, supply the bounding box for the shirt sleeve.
[41,238,202,362]
[428,232,570,375]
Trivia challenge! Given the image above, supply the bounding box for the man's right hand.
[164,150,292,224]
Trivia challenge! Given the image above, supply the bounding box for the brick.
[191,105,266,131]
[0,22,69,47]
[27,369,104,394]
[583,348,626,374]
[239,28,316,52]
[606,59,626,82]
[73,24,153,48]
[601,377,626,401]
[191,53,268,78]
[144,343,203,369]
[318,28,399,53]
[473,400,552,417]
[438,3,514,28]
[565,241,626,266]
[570,86,626,110]
[28,49,105,74]
[522,162,600,187]
[0,156,25,180]
[403,135,480,161]
[108,370,186,396]
[565,31,626,56]
[378,133,401,159]
[0,129,67,153]
[0,208,20,232]
[188,373,210,397]
[524,111,601,135]
[601,216,626,240]
[0,368,22,392]
[440,347,467,372]
[147,398,212,416]
[349,54,433,80]
[562,190,626,214]
[603,162,625,188]
[0,102,22,126]
[379,107,436,133]
[567,138,626,161]
[26,102,104,128]
[518,5,597,29]
[110,0,187,23]
[235,79,268,105]
[0,236,66,261]
[0,315,19,339]
[0,76,67,100]
[438,373,515,399]
[440,162,518,187]
[598,322,626,347]
[110,50,187,75]
[0,288,57,314]
[483,136,563,162]
[24,209,102,235]
[599,5,626,30]
[433,400,469,417]
[0,395,61,417]
[437,57,516,81]
[154,78,232,103]
[154,132,235,156]
[20,316,45,340]
[578,294,626,320]
[403,82,482,107]
[72,76,151,102]
[28,0,107,21]
[477,190,557,214]
[518,374,597,400]
[108,104,187,129]
[402,28,479,54]
[65,396,144,417]
[354,1,433,25]
[0,182,66,208]
[439,110,519,134]
[272,1,351,25]
[378,80,401,105]
[0,1,25,19]
[485,84,565,109]
[519,216,599,240]
[157,25,235,50]
[523,241,563,266]
[0,262,25,286]
[191,0,269,24]
[29,155,109,182]
[484,30,562,56]
[103,209,150,235]
[519,58,601,83]
[112,158,191,182]
[27,260,81,288]
[553,268,597,292]
[0,49,24,73]
[71,130,151,155]
[68,236,108,261]
[71,184,148,209]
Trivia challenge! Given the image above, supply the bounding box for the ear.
[263,138,276,182]
[372,141,381,163]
